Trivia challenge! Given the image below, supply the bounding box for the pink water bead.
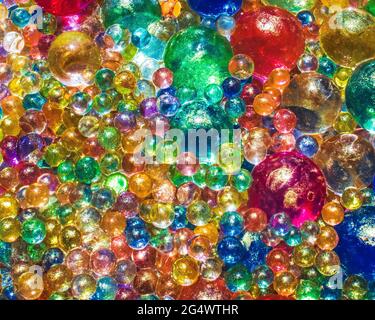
[248,152,326,227]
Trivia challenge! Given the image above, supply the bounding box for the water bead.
[187,200,212,226]
[72,274,97,300]
[48,31,101,87]
[172,256,199,286]
[17,271,44,300]
[282,72,342,134]
[220,211,244,236]
[75,157,101,184]
[297,53,319,73]
[224,264,252,292]
[0,217,21,243]
[21,218,46,245]
[314,250,340,277]
[217,236,245,265]
[10,8,31,28]
[314,134,375,195]
[318,56,337,78]
[231,7,305,78]
[242,207,268,232]
[249,152,326,227]
[345,59,375,133]
[253,93,278,116]
[273,109,297,134]
[228,54,254,80]
[340,187,364,210]
[36,0,97,16]
[320,8,375,68]
[321,201,344,226]
[231,169,252,192]
[296,135,319,158]
[273,271,298,297]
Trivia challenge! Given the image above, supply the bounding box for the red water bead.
[258,294,295,300]
[248,152,326,227]
[266,248,290,272]
[111,235,133,260]
[273,109,297,133]
[133,269,158,295]
[155,249,177,275]
[18,162,41,185]
[20,110,47,134]
[238,107,262,131]
[179,278,233,300]
[231,7,305,79]
[122,153,145,174]
[271,132,296,153]
[152,67,174,89]
[36,0,96,16]
[241,83,262,105]
[201,187,218,208]
[131,246,156,269]
[114,192,139,217]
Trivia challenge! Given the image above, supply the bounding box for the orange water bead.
[188,235,211,261]
[194,222,219,244]
[241,207,268,232]
[111,235,133,260]
[56,182,76,205]
[155,273,182,299]
[17,271,44,300]
[273,271,298,297]
[45,264,73,293]
[321,201,345,226]
[266,248,290,272]
[129,172,153,198]
[263,86,281,105]
[122,153,145,174]
[23,25,42,47]
[0,167,19,191]
[316,225,339,251]
[1,114,20,136]
[267,68,291,91]
[1,95,24,117]
[43,102,63,132]
[253,93,278,116]
[101,210,126,237]
[25,183,50,208]
[160,0,182,17]
[155,249,177,274]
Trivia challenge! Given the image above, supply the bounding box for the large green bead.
[75,157,101,184]
[21,218,46,245]
[164,26,233,95]
[101,0,161,31]
[170,99,232,131]
[346,58,375,133]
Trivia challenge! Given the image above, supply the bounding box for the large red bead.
[35,0,96,16]
[248,152,326,227]
[231,6,305,79]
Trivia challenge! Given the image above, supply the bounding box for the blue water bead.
[157,94,180,117]
[42,248,65,271]
[336,206,375,281]
[23,92,46,111]
[222,77,242,98]
[17,133,44,160]
[170,205,188,230]
[296,135,319,158]
[297,10,315,26]
[201,17,217,30]
[188,0,243,18]
[242,239,270,272]
[92,277,118,300]
[125,217,150,250]
[269,212,292,237]
[132,28,152,48]
[220,211,244,236]
[321,287,341,300]
[225,97,246,121]
[217,236,246,265]
[157,86,177,98]
[10,7,30,28]
[2,286,17,300]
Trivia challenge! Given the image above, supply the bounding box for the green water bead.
[192,164,208,188]
[205,166,228,191]
[95,68,115,91]
[365,0,375,16]
[44,144,68,167]
[75,157,101,184]
[262,0,316,13]
[104,172,128,195]
[21,218,46,245]
[176,87,197,104]
[98,126,121,150]
[57,160,76,182]
[100,153,121,174]
[101,0,161,31]
[57,205,74,225]
[225,264,252,292]
[169,165,192,187]
[343,275,368,300]
[164,26,233,96]
[296,280,321,300]
[27,243,47,263]
[91,93,113,115]
[231,169,253,192]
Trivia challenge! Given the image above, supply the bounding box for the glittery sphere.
[248,152,326,227]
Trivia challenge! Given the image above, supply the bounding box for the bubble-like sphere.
[314,134,375,195]
[48,31,101,87]
[320,8,375,68]
[282,72,342,134]
[101,0,161,32]
[345,59,375,133]
[164,26,233,95]
[231,7,305,78]
[248,152,326,227]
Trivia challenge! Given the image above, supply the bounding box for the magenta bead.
[248,151,326,227]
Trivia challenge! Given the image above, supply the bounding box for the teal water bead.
[225,264,252,292]
[23,93,46,111]
[98,126,121,150]
[21,218,46,245]
[231,169,252,192]
[104,172,128,195]
[11,8,31,28]
[171,99,232,131]
[346,59,375,133]
[75,157,101,184]
[164,26,233,96]
[225,97,246,121]
[95,68,115,91]
[57,160,76,182]
[204,84,224,104]
[101,0,161,31]
[205,165,228,191]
